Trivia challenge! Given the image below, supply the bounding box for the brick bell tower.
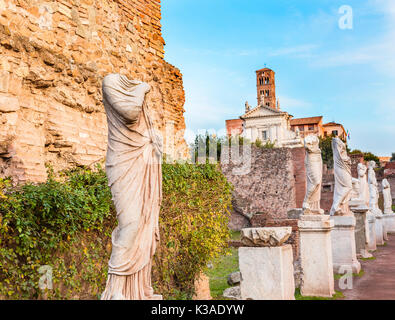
[256,68,277,110]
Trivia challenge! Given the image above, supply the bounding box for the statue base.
[374,213,385,245]
[298,215,335,298]
[330,215,361,274]
[239,245,295,300]
[350,204,371,258]
[366,212,377,251]
[383,213,395,234]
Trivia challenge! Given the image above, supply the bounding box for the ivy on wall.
[0,163,232,300]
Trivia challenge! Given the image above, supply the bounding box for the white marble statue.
[100,74,163,300]
[383,179,394,214]
[368,161,381,213]
[302,135,324,215]
[351,178,362,202]
[330,137,352,216]
[357,163,370,207]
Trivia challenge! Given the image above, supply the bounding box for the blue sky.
[162,0,395,156]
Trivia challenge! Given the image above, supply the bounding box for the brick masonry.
[0,0,188,183]
[221,146,304,224]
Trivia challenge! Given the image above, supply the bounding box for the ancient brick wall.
[290,147,306,208]
[0,0,187,183]
[221,146,302,223]
[321,166,334,214]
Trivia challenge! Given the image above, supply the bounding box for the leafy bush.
[0,163,232,300]
[154,163,232,299]
[319,135,350,168]
[0,166,114,299]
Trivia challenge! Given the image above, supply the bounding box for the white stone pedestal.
[298,215,335,298]
[383,215,389,241]
[239,245,295,300]
[330,216,361,274]
[367,212,377,251]
[384,213,395,234]
[375,214,385,245]
[350,204,372,258]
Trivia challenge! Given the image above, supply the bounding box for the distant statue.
[383,179,394,214]
[302,135,324,215]
[368,161,380,213]
[100,74,163,300]
[330,138,352,216]
[357,163,369,207]
[245,101,250,113]
[351,178,361,201]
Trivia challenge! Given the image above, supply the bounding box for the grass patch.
[360,256,376,261]
[206,247,239,299]
[295,288,344,300]
[355,270,365,277]
[230,230,241,241]
[334,269,365,280]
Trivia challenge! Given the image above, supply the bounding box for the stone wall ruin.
[0,0,188,183]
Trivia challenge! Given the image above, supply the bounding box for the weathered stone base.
[298,215,335,298]
[351,205,370,258]
[331,216,361,274]
[239,245,295,300]
[375,215,385,245]
[367,213,377,251]
[383,213,395,234]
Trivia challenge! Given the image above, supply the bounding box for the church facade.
[226,67,347,147]
[226,68,302,148]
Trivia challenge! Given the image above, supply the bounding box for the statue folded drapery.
[100,73,162,300]
[383,179,394,214]
[357,163,369,207]
[302,135,324,215]
[330,137,352,216]
[368,161,381,214]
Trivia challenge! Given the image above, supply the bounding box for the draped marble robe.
[383,179,394,214]
[302,135,324,215]
[330,138,352,216]
[101,73,162,300]
[357,163,370,207]
[368,161,380,214]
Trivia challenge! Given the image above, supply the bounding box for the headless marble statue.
[330,138,352,216]
[368,161,381,215]
[302,135,324,215]
[383,179,394,214]
[100,74,162,300]
[357,163,370,207]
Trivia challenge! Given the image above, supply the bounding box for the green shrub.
[0,166,114,299]
[0,163,232,300]
[154,163,232,299]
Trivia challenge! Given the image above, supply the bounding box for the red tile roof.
[290,116,323,126]
[323,122,342,127]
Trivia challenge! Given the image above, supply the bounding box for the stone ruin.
[0,0,188,183]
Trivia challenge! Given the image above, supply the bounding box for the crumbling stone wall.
[0,0,187,183]
[221,147,304,224]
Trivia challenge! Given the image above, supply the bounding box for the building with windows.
[289,118,347,142]
[225,67,347,147]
